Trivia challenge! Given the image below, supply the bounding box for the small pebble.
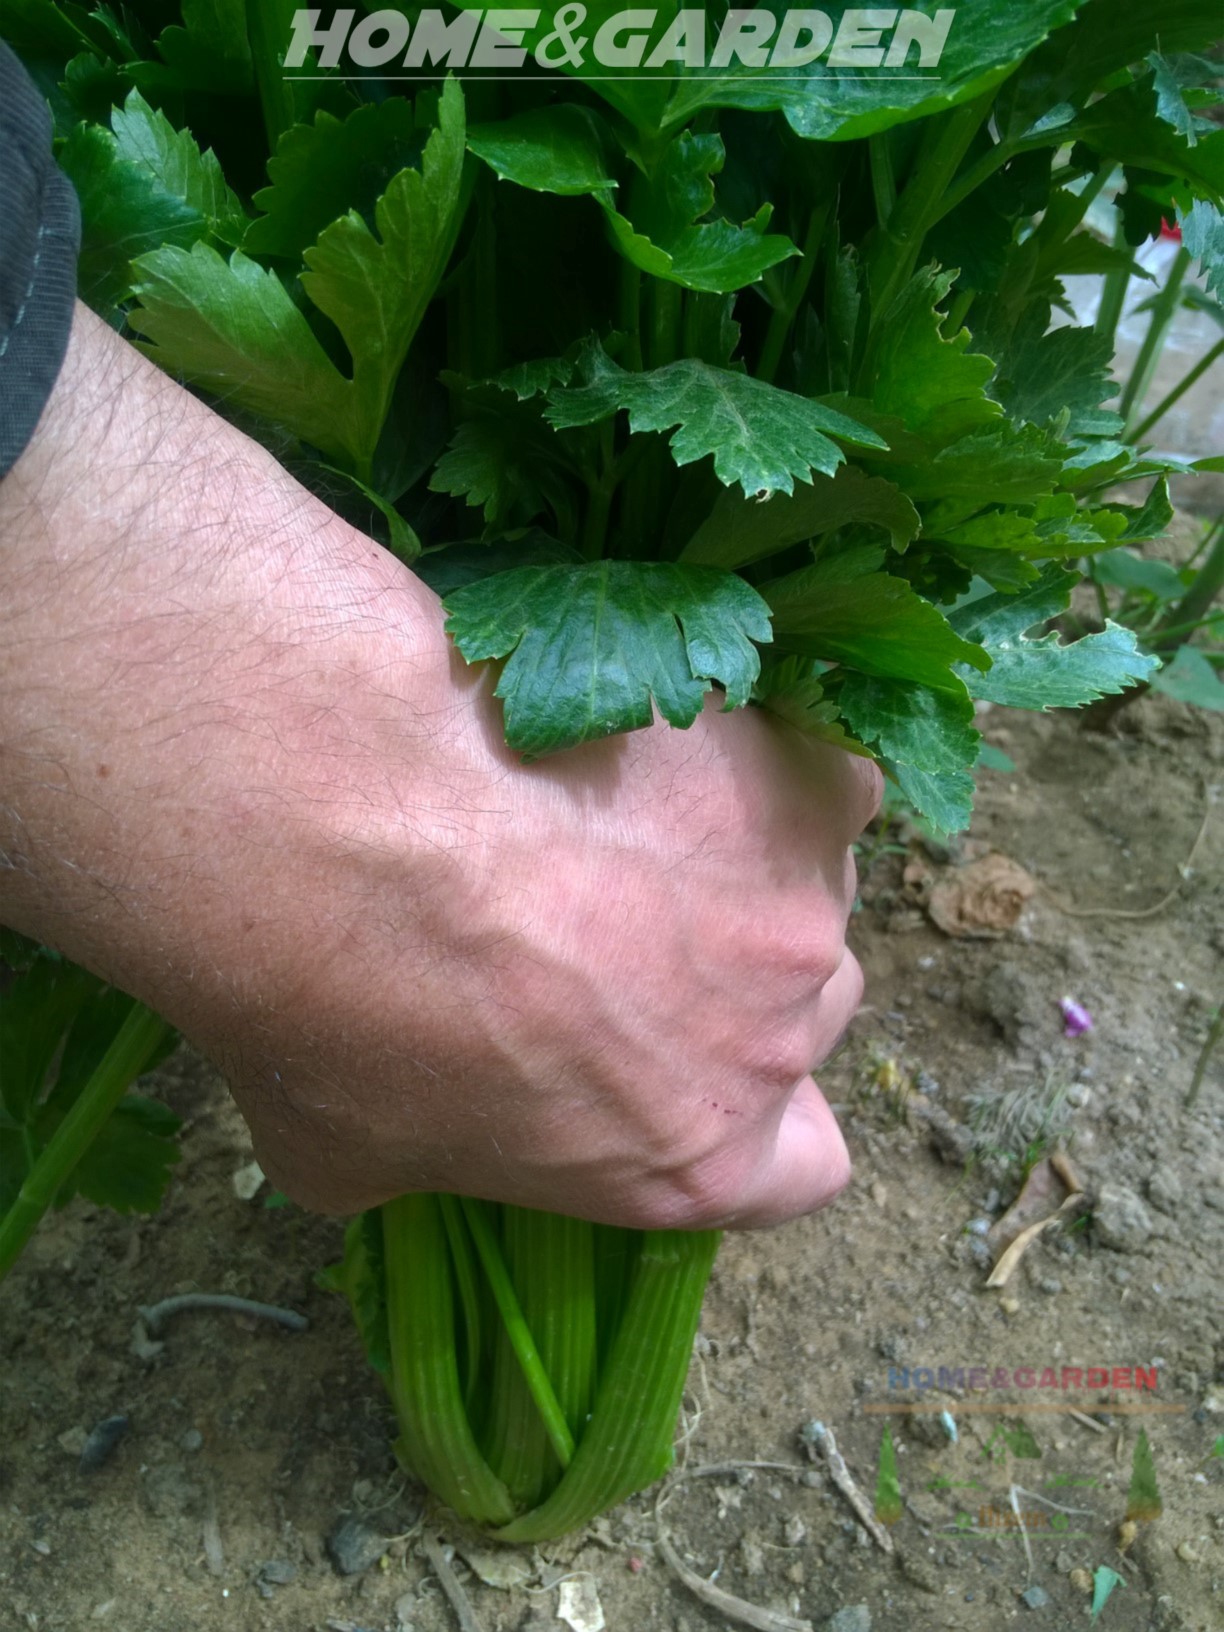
[57,1426,89,1458]
[827,1607,871,1632]
[326,1516,386,1576]
[999,1295,1020,1315]
[180,1428,203,1453]
[258,1559,297,1586]
[80,1415,129,1471]
[1069,1569,1093,1593]
[1039,1277,1063,1296]
[231,1158,265,1201]
[31,1538,51,1557]
[1020,1584,1050,1609]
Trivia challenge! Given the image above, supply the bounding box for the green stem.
[1120,245,1192,432]
[758,203,830,387]
[1152,518,1224,656]
[495,1228,720,1544]
[1130,337,1224,443]
[437,1193,486,1416]
[869,131,897,227]
[0,1001,168,1283]
[1095,216,1132,350]
[381,1194,516,1525]
[483,1208,595,1509]
[459,1197,576,1471]
[869,89,995,318]
[619,260,643,373]
[1185,1001,1222,1109]
[646,279,683,371]
[245,0,297,153]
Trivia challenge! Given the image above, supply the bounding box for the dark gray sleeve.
[0,40,81,478]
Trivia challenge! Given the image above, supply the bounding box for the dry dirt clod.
[326,1516,386,1576]
[1093,1183,1155,1251]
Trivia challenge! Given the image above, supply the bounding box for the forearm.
[0,302,438,1020]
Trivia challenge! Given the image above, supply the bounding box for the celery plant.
[6,0,1224,1537]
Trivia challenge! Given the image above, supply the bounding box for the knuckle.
[753,1022,822,1091]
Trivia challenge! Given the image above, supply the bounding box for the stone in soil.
[1093,1182,1154,1250]
[827,1608,872,1632]
[79,1415,129,1471]
[1020,1584,1050,1608]
[326,1515,386,1576]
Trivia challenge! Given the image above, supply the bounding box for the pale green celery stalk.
[437,1193,488,1416]
[494,1227,720,1544]
[1130,337,1224,443]
[1095,216,1133,349]
[868,89,995,318]
[0,1001,168,1283]
[1120,245,1193,433]
[483,1208,596,1509]
[458,1198,576,1472]
[381,1193,517,1526]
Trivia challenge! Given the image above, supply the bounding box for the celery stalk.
[381,1193,516,1526]
[494,1227,720,1543]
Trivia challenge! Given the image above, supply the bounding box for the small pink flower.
[1059,996,1093,1038]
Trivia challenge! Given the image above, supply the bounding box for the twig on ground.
[1186,999,1222,1109]
[138,1293,308,1335]
[800,1422,894,1554]
[656,1530,813,1632]
[1068,1409,1109,1433]
[422,1532,483,1632]
[1045,782,1213,920]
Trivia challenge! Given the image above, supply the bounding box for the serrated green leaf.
[62,1094,182,1213]
[1148,52,1199,145]
[59,121,207,310]
[109,89,246,245]
[837,674,981,774]
[763,565,988,690]
[468,104,618,198]
[990,312,1117,431]
[246,98,425,258]
[444,561,772,757]
[547,344,885,498]
[888,761,977,835]
[663,0,1082,142]
[430,413,579,535]
[862,268,1002,444]
[752,658,873,755]
[1114,478,1174,543]
[1151,645,1224,710]
[681,464,919,569]
[890,424,1064,508]
[1003,0,1223,139]
[950,566,1162,707]
[601,131,797,293]
[301,77,468,466]
[1181,199,1224,296]
[1072,83,1224,202]
[128,242,356,461]
[142,0,253,96]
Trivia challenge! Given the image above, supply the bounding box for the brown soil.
[2,694,1222,1632]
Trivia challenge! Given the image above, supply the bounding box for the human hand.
[0,304,880,1229]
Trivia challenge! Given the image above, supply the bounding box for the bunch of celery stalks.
[331,1196,720,1540]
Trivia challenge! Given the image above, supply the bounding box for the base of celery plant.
[333,1195,719,1542]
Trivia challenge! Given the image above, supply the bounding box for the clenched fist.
[0,304,880,1228]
